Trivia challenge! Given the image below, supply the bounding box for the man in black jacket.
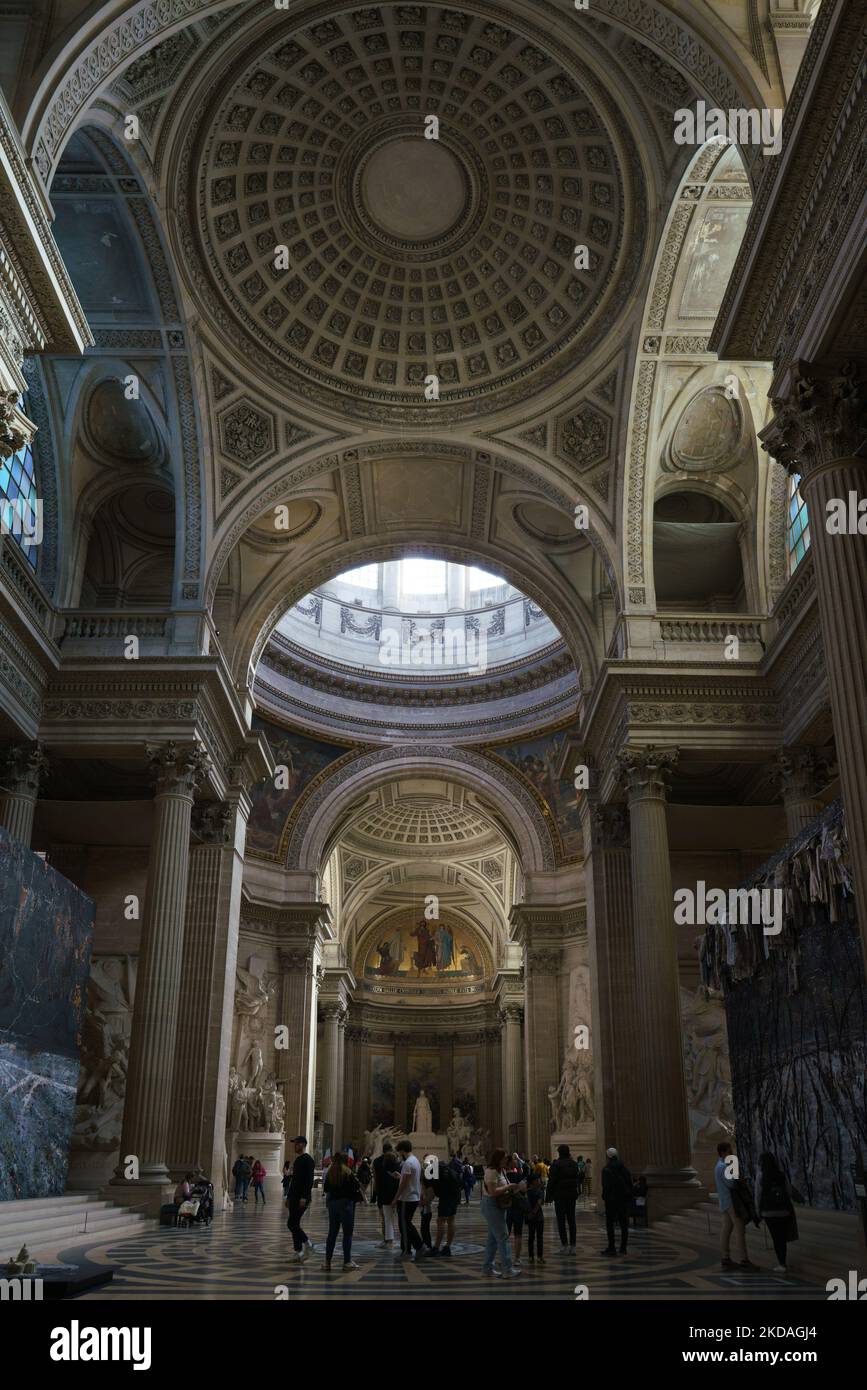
[546,1144,579,1254]
[601,1146,634,1256]
[286,1135,316,1262]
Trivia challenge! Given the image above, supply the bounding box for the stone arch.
[286,744,557,876]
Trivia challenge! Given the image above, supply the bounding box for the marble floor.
[65,1193,828,1300]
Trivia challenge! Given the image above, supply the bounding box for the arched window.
[787,473,810,573]
[0,399,39,569]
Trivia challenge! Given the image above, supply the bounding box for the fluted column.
[762,362,867,965]
[618,746,698,1204]
[319,1003,343,1145]
[773,747,829,839]
[168,795,251,1186]
[581,799,644,1165]
[114,741,210,1188]
[394,1035,408,1133]
[499,1002,524,1149]
[276,935,322,1141]
[335,1009,347,1148]
[483,1026,502,1142]
[0,741,48,847]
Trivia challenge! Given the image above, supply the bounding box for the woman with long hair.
[322,1151,363,1273]
[480,1148,524,1279]
[251,1159,267,1205]
[755,1152,798,1273]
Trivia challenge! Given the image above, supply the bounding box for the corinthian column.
[319,1003,344,1147]
[114,741,210,1192]
[762,362,867,965]
[499,1001,524,1150]
[0,741,48,846]
[580,800,643,1164]
[617,746,699,1211]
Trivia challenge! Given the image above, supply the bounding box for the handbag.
[494,1185,513,1209]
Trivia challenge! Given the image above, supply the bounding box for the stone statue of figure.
[242,1040,265,1087]
[412,1088,433,1133]
[272,1089,285,1134]
[680,985,734,1146]
[446,1106,471,1155]
[234,966,272,1017]
[547,1083,562,1134]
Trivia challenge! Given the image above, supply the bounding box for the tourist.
[357,1156,372,1194]
[462,1160,475,1204]
[281,1159,292,1205]
[192,1170,214,1225]
[232,1153,252,1203]
[420,1170,436,1249]
[715,1140,759,1272]
[321,1151,362,1272]
[481,1148,523,1278]
[755,1152,799,1273]
[286,1135,316,1263]
[431,1157,461,1256]
[251,1158,267,1205]
[505,1152,528,1268]
[600,1147,633,1256]
[576,1153,586,1197]
[526,1168,545,1263]
[584,1156,593,1196]
[546,1143,579,1254]
[373,1141,401,1248]
[394,1139,424,1259]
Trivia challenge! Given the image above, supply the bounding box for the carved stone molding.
[191,800,234,844]
[499,1004,524,1025]
[617,744,678,802]
[772,746,830,803]
[591,802,630,850]
[525,947,563,976]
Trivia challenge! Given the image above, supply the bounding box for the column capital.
[277,942,316,974]
[524,946,562,976]
[320,1001,347,1023]
[0,740,49,797]
[191,801,234,844]
[771,746,831,802]
[590,802,630,850]
[146,741,211,799]
[498,1003,524,1026]
[617,744,678,803]
[760,359,867,479]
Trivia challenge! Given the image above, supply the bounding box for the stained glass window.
[787,472,810,573]
[0,401,39,569]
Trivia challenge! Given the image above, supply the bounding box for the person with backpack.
[755,1152,799,1273]
[505,1151,529,1268]
[322,1152,363,1272]
[372,1141,401,1249]
[232,1154,252,1202]
[431,1157,462,1256]
[600,1147,633,1255]
[546,1143,579,1254]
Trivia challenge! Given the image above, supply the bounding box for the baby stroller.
[176,1197,201,1229]
[192,1178,214,1226]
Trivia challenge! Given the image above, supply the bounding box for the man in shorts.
[430,1157,462,1256]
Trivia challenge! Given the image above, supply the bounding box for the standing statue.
[446,1106,472,1155]
[242,1040,265,1088]
[411,1088,433,1133]
[680,986,734,1146]
[234,966,273,1017]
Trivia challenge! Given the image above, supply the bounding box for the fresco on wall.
[246,718,347,855]
[363,919,486,982]
[369,1052,395,1129]
[495,729,582,860]
[407,1053,440,1133]
[0,830,94,1200]
[453,1052,478,1126]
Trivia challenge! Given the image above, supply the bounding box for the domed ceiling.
[181,1,645,423]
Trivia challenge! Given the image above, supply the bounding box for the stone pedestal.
[230,1132,285,1200]
[551,1126,596,1178]
[409,1132,449,1165]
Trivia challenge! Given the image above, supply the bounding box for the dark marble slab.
[0,830,94,1199]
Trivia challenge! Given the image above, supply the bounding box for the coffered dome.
[182,1,644,423]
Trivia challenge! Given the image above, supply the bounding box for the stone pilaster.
[318,1002,345,1146]
[617,745,699,1208]
[168,793,251,1188]
[498,999,524,1149]
[114,741,210,1190]
[276,929,324,1143]
[336,1007,347,1149]
[0,741,48,846]
[772,747,829,839]
[762,362,867,966]
[439,1035,455,1129]
[580,799,644,1165]
[483,1026,502,1143]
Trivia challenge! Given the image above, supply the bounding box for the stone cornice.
[509,903,587,945]
[0,89,91,355]
[710,0,866,369]
[240,899,333,945]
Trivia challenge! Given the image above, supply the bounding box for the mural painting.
[369,1051,395,1129]
[364,919,486,982]
[496,729,582,860]
[246,718,346,855]
[453,1052,478,1126]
